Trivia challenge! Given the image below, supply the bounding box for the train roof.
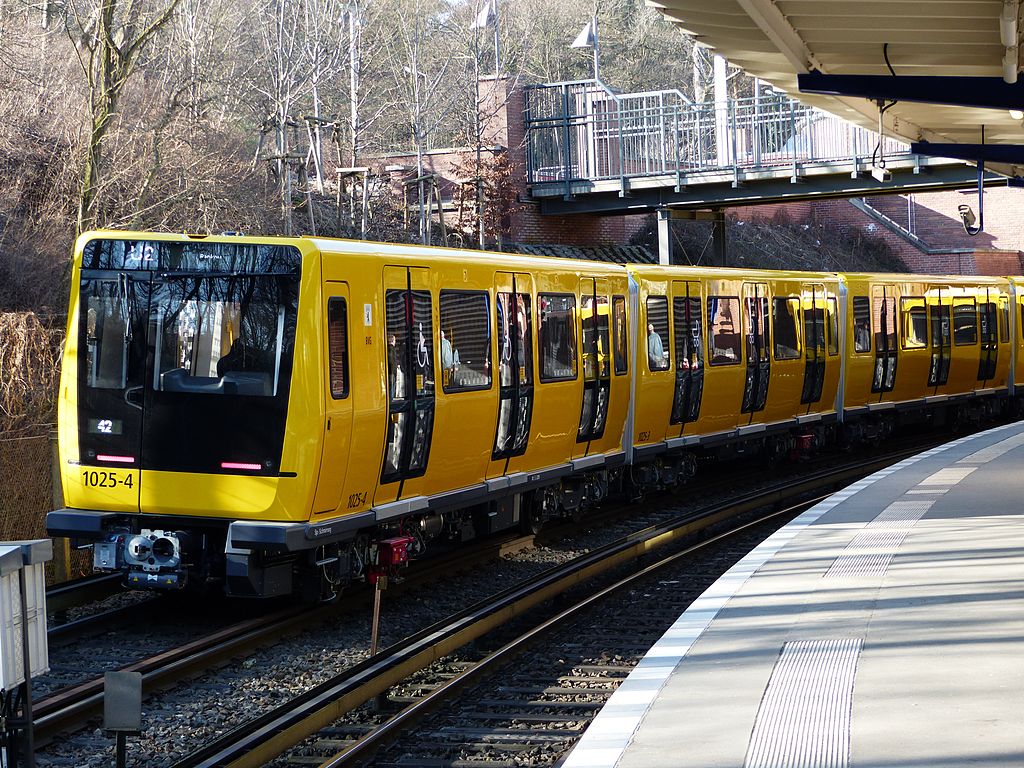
[76,231,1024,284]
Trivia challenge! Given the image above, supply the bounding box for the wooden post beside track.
[370,573,389,712]
[370,573,387,657]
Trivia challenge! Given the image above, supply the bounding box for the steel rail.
[47,597,159,643]
[171,447,921,768]
[33,604,314,742]
[33,529,545,743]
[45,573,122,613]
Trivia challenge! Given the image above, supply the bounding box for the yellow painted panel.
[140,470,299,520]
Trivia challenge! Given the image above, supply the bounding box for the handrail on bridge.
[524,79,914,195]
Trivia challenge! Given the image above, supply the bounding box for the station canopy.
[650,0,1024,178]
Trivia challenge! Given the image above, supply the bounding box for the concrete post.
[657,208,674,265]
[714,54,730,166]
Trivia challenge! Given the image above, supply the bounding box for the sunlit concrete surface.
[564,421,1024,768]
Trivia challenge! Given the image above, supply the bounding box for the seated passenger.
[647,323,667,370]
[217,339,249,376]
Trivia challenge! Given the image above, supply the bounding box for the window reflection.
[539,294,576,381]
[154,276,294,397]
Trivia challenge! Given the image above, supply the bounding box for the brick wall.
[732,188,1024,276]
[495,76,648,246]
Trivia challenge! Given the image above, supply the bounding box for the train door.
[978,289,998,383]
[871,286,897,396]
[378,266,434,493]
[312,282,355,513]
[928,288,951,389]
[77,271,149,512]
[492,272,534,468]
[670,281,704,426]
[577,278,611,451]
[1017,284,1024,390]
[741,283,770,415]
[801,284,827,405]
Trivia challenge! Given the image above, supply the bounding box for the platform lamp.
[571,15,601,83]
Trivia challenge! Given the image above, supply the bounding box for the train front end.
[47,233,318,595]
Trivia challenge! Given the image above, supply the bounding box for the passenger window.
[496,292,533,387]
[874,296,897,350]
[900,298,927,349]
[827,298,839,355]
[744,296,770,362]
[852,296,872,353]
[385,289,433,400]
[980,301,997,344]
[327,298,349,399]
[803,305,826,358]
[708,296,742,365]
[772,297,801,360]
[440,291,491,392]
[673,296,703,371]
[538,293,576,381]
[612,295,628,375]
[581,294,610,380]
[646,296,670,371]
[998,296,1009,343]
[953,298,977,345]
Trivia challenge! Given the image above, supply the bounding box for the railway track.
[45,572,123,614]
[167,447,914,768]
[309,503,802,768]
[32,528,548,743]
[34,604,315,743]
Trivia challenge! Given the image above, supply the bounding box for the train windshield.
[76,238,301,476]
[153,277,289,398]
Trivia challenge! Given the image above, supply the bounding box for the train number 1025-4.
[81,470,133,489]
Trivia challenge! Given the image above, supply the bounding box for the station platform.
[563,421,1024,768]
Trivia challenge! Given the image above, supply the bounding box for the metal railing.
[525,80,913,191]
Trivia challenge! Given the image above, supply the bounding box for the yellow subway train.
[46,232,1021,597]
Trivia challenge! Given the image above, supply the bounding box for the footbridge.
[525,80,995,218]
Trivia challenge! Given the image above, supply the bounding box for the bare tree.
[67,0,182,233]
[380,0,459,243]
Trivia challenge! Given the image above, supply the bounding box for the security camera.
[958,204,977,234]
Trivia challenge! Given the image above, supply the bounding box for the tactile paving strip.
[956,431,1024,464]
[916,467,977,486]
[743,638,863,768]
[824,500,933,578]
